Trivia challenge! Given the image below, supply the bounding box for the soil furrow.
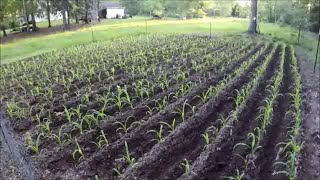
[250,46,293,180]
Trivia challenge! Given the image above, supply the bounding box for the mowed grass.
[0,17,318,64]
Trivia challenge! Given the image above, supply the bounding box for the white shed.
[99,1,125,19]
[106,8,125,19]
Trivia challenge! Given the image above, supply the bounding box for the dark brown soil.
[296,47,320,180]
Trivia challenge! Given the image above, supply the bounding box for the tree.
[43,0,52,27]
[0,0,21,36]
[231,3,240,17]
[0,0,10,37]
[249,0,258,33]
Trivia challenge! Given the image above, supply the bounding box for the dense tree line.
[0,0,97,36]
[118,0,318,33]
[0,0,319,37]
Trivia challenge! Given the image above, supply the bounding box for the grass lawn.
[0,17,318,65]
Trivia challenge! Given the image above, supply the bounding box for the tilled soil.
[0,36,314,180]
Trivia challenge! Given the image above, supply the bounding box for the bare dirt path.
[296,48,320,180]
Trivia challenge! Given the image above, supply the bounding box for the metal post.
[91,26,95,43]
[145,20,147,34]
[313,28,320,73]
[297,24,301,44]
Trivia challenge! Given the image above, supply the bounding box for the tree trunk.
[26,14,30,32]
[269,2,272,22]
[67,6,71,24]
[31,13,37,31]
[62,10,68,29]
[274,0,277,23]
[97,0,100,22]
[22,0,30,32]
[249,0,258,33]
[2,29,7,37]
[75,14,79,24]
[85,0,89,24]
[47,0,51,27]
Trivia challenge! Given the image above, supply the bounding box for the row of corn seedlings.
[177,43,278,179]
[272,46,303,180]
[226,44,285,179]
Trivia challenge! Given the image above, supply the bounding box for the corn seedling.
[147,125,164,143]
[195,87,213,103]
[25,132,42,154]
[113,168,123,177]
[72,140,84,161]
[180,159,191,175]
[159,118,176,133]
[222,169,245,180]
[123,141,135,166]
[72,117,85,135]
[202,132,210,149]
[113,85,124,111]
[6,102,15,119]
[174,100,193,121]
[234,132,262,155]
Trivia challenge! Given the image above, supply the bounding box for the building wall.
[106,9,125,18]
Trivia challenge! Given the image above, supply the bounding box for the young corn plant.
[113,116,135,135]
[6,102,15,119]
[202,131,210,149]
[113,168,123,177]
[181,159,191,175]
[234,132,262,155]
[159,118,176,133]
[123,141,135,166]
[73,105,84,121]
[153,96,168,113]
[25,132,42,154]
[64,106,74,123]
[111,67,115,81]
[93,130,109,149]
[113,85,124,112]
[145,105,157,116]
[123,85,134,108]
[222,169,245,180]
[147,125,164,143]
[51,126,67,146]
[37,119,52,137]
[72,117,85,135]
[174,100,194,121]
[72,140,84,162]
[195,87,213,103]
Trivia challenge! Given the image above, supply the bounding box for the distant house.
[99,1,125,19]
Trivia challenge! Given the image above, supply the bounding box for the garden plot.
[0,35,303,180]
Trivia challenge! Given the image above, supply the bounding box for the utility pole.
[313,28,320,73]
